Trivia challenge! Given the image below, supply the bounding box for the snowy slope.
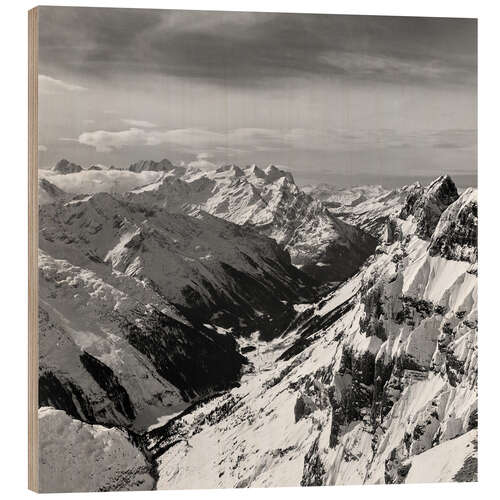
[148,176,477,488]
[304,182,425,238]
[39,407,155,493]
[302,183,388,207]
[38,189,316,432]
[125,164,376,283]
[39,192,313,334]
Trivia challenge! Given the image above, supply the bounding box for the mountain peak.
[215,164,244,177]
[53,158,83,174]
[129,158,174,172]
[264,164,295,184]
[246,164,267,179]
[429,187,477,263]
[400,175,459,238]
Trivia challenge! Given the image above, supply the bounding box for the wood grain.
[28,6,39,493]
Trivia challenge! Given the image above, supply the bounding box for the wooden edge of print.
[28,6,39,493]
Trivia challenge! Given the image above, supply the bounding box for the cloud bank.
[76,126,476,155]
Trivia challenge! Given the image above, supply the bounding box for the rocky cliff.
[147,175,477,488]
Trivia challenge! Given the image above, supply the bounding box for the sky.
[37,7,477,187]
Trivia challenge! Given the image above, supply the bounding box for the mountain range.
[37,160,477,491]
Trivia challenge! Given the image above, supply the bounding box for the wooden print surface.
[29,6,478,492]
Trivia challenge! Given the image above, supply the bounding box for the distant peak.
[52,158,82,174]
[216,164,244,177]
[246,164,266,178]
[264,164,295,184]
[426,174,456,194]
[129,158,174,172]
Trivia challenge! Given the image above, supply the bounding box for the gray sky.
[38,7,477,187]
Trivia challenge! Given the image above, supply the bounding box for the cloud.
[318,52,467,85]
[38,8,476,88]
[39,74,87,94]
[38,144,48,152]
[76,126,476,156]
[122,119,157,128]
[78,128,146,152]
[429,129,477,150]
[188,152,218,170]
[39,169,165,194]
[196,152,213,160]
[188,159,218,171]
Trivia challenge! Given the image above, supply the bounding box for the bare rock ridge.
[429,188,477,264]
[400,175,459,238]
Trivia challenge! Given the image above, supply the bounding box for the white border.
[1,1,497,499]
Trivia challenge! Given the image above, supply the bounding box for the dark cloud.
[38,7,476,88]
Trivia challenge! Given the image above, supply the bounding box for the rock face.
[38,407,155,493]
[126,164,377,283]
[129,158,174,172]
[147,174,477,489]
[52,158,83,174]
[400,175,459,238]
[429,188,477,264]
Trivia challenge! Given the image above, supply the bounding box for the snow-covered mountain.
[38,189,315,433]
[36,168,477,491]
[330,186,417,238]
[302,183,388,208]
[304,182,429,239]
[146,176,477,488]
[124,164,377,283]
[38,178,67,205]
[39,407,155,493]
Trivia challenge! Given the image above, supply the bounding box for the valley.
[37,162,477,491]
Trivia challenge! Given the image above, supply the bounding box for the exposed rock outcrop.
[400,175,459,238]
[429,188,477,263]
[52,158,83,174]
